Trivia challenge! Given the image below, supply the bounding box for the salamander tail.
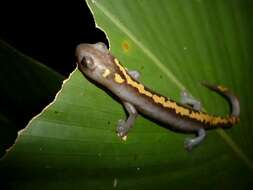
[201,81,240,125]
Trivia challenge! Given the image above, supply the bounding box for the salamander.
[75,42,240,151]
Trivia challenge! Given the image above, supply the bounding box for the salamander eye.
[81,56,96,70]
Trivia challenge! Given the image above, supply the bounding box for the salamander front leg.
[184,128,206,151]
[116,101,138,140]
[180,90,202,111]
[128,70,140,80]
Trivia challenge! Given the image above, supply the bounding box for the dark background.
[0,0,107,157]
[0,0,107,77]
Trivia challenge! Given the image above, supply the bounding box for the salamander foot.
[116,102,138,140]
[116,119,128,137]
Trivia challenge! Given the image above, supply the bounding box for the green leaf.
[1,0,253,189]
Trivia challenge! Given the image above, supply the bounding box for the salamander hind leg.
[184,128,206,151]
[116,101,138,140]
[180,90,202,111]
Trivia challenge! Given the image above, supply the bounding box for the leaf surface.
[1,0,253,189]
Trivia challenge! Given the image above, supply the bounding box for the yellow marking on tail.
[217,85,228,92]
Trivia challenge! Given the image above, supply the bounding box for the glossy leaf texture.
[1,0,253,189]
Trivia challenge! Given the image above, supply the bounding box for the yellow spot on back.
[152,94,165,104]
[114,58,120,65]
[114,73,125,83]
[102,69,111,78]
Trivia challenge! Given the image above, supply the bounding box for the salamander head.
[75,42,115,84]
